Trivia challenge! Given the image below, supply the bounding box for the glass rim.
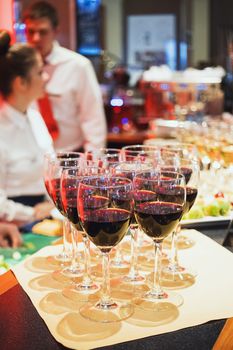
[61,165,107,176]
[122,144,160,151]
[134,170,185,182]
[79,175,133,189]
[86,148,121,155]
[56,151,84,158]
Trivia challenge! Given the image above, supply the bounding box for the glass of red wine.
[78,176,134,323]
[86,148,131,269]
[46,152,84,264]
[161,158,200,286]
[61,166,107,300]
[43,151,56,198]
[133,170,186,311]
[159,142,198,248]
[111,160,153,283]
[60,167,84,278]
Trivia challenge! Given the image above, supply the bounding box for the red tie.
[37,93,59,141]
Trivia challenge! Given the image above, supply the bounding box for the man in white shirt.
[23,1,107,152]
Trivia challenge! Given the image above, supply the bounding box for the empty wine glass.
[78,176,134,322]
[86,148,122,169]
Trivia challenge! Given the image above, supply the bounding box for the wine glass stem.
[70,226,79,269]
[63,218,71,255]
[152,241,163,295]
[82,235,92,285]
[128,224,139,277]
[101,252,111,305]
[113,247,123,265]
[169,226,180,270]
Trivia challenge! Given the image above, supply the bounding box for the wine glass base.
[123,273,145,284]
[177,235,195,249]
[62,265,83,278]
[46,254,71,267]
[46,255,63,267]
[74,281,100,293]
[134,290,183,310]
[54,252,71,263]
[110,260,130,269]
[62,285,100,303]
[121,240,153,253]
[161,266,197,289]
[52,270,73,284]
[138,251,168,269]
[79,300,134,323]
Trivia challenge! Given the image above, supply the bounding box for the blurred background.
[1,0,233,145]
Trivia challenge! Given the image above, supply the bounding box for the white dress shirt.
[0,102,53,222]
[34,41,107,152]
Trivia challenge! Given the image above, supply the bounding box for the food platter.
[181,212,233,228]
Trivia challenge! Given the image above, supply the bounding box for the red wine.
[132,190,156,224]
[134,189,157,202]
[156,185,185,206]
[44,179,52,199]
[161,166,192,184]
[135,202,183,241]
[82,208,131,252]
[65,198,82,230]
[134,187,184,207]
[184,187,198,214]
[84,195,109,209]
[61,178,81,229]
[181,167,192,184]
[50,178,65,216]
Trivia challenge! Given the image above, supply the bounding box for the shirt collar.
[2,102,29,129]
[45,41,71,65]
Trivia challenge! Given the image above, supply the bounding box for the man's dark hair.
[23,1,59,28]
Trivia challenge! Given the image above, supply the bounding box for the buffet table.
[0,226,233,350]
[107,131,155,149]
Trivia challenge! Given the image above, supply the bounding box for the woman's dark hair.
[0,31,38,97]
[23,1,59,28]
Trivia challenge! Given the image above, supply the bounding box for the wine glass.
[152,141,198,162]
[43,151,56,198]
[122,144,160,163]
[121,145,165,249]
[159,142,198,248]
[111,160,153,283]
[86,148,129,269]
[60,167,84,278]
[78,176,134,323]
[47,152,84,264]
[133,170,186,311]
[161,158,199,285]
[85,148,122,169]
[61,166,107,299]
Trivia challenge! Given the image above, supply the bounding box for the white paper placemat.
[12,230,233,350]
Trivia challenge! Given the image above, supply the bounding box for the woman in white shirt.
[0,30,54,223]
